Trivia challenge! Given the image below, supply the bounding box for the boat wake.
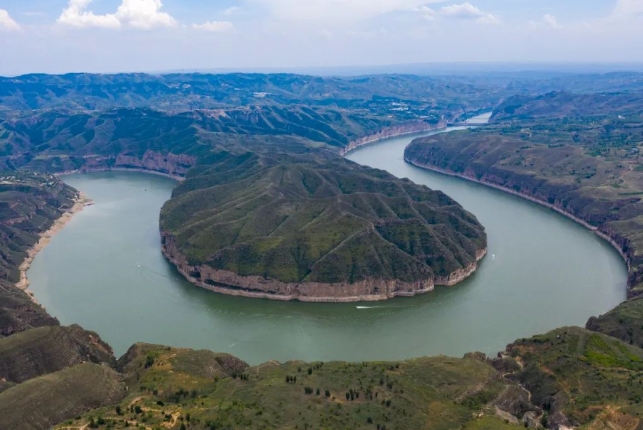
[135,263,183,282]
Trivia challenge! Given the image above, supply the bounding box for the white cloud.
[542,14,562,29]
[252,0,442,22]
[529,14,562,30]
[222,7,240,16]
[440,3,499,25]
[0,9,21,31]
[116,0,176,29]
[416,5,436,21]
[57,0,121,28]
[192,21,234,32]
[57,0,176,29]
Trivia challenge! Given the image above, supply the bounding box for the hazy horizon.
[1,0,643,76]
[3,62,643,79]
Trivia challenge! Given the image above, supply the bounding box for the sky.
[0,0,642,75]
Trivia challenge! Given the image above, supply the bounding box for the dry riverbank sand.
[15,193,93,302]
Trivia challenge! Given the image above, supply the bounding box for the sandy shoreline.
[15,192,94,302]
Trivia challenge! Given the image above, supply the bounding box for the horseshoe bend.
[1,68,642,430]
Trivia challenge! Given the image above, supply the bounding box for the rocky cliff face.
[340,121,447,156]
[70,151,196,179]
[161,232,485,302]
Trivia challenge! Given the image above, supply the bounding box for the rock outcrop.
[340,120,446,156]
[161,233,486,302]
[62,150,196,180]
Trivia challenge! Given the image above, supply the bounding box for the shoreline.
[15,192,94,302]
[161,234,487,302]
[340,123,448,156]
[404,157,633,276]
[55,167,185,182]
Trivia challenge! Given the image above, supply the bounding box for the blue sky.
[0,0,640,75]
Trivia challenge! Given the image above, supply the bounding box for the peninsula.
[160,148,487,302]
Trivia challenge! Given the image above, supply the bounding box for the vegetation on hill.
[0,172,79,337]
[504,326,643,429]
[405,91,643,296]
[0,73,504,115]
[587,297,643,347]
[160,147,486,298]
[0,362,126,430]
[0,96,488,299]
[0,324,116,388]
[55,343,513,430]
[52,325,643,430]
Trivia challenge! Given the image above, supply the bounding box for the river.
[27,123,627,365]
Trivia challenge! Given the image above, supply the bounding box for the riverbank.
[404,157,633,278]
[15,192,94,302]
[55,167,185,182]
[161,232,487,303]
[340,121,447,156]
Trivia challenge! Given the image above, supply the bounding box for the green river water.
[28,124,627,365]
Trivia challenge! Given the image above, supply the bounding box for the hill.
[0,362,126,430]
[49,325,643,430]
[0,104,487,300]
[0,106,443,176]
[0,324,116,389]
[405,91,643,297]
[160,148,487,301]
[0,172,80,337]
[0,73,502,115]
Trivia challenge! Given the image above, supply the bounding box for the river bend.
[28,128,627,365]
